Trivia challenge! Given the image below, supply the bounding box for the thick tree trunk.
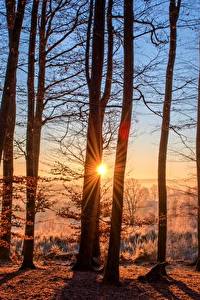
[103,0,133,285]
[0,0,26,164]
[196,52,200,272]
[157,0,181,263]
[75,0,105,271]
[21,0,45,269]
[76,114,101,269]
[0,0,26,260]
[92,0,114,261]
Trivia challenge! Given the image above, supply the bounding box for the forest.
[0,0,200,299]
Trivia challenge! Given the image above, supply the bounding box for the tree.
[92,0,114,261]
[74,0,106,270]
[124,179,149,226]
[21,0,86,269]
[0,0,26,261]
[196,43,200,271]
[139,0,182,283]
[103,0,134,285]
[21,0,40,269]
[157,0,181,264]
[0,111,15,261]
[0,0,26,164]
[50,0,114,264]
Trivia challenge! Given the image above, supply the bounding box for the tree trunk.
[157,0,181,263]
[0,108,15,261]
[93,0,114,262]
[0,0,26,164]
[21,0,45,269]
[0,0,26,260]
[103,0,133,285]
[196,45,200,272]
[75,0,105,271]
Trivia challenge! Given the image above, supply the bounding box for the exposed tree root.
[138,262,170,283]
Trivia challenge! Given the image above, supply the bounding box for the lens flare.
[96,163,107,176]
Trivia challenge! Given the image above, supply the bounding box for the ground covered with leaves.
[1,262,200,299]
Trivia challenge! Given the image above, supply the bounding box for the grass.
[10,219,198,265]
[5,180,198,265]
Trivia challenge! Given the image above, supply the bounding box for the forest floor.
[1,261,200,299]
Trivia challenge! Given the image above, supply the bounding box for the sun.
[96,163,107,176]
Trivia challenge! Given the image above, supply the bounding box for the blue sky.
[0,0,199,182]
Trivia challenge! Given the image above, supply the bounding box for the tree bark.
[21,0,44,269]
[75,0,105,271]
[0,0,26,164]
[0,0,26,260]
[157,0,181,263]
[196,43,200,272]
[0,108,15,261]
[92,0,114,261]
[103,0,133,285]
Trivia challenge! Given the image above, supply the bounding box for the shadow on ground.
[0,269,27,286]
[149,276,200,300]
[1,264,200,299]
[54,270,200,300]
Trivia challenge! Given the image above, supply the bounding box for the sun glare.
[97,163,107,176]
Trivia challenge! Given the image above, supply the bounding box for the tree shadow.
[53,269,200,300]
[54,270,153,299]
[148,276,200,300]
[170,276,200,300]
[148,281,182,300]
[0,269,27,286]
[54,270,97,299]
[0,264,46,286]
